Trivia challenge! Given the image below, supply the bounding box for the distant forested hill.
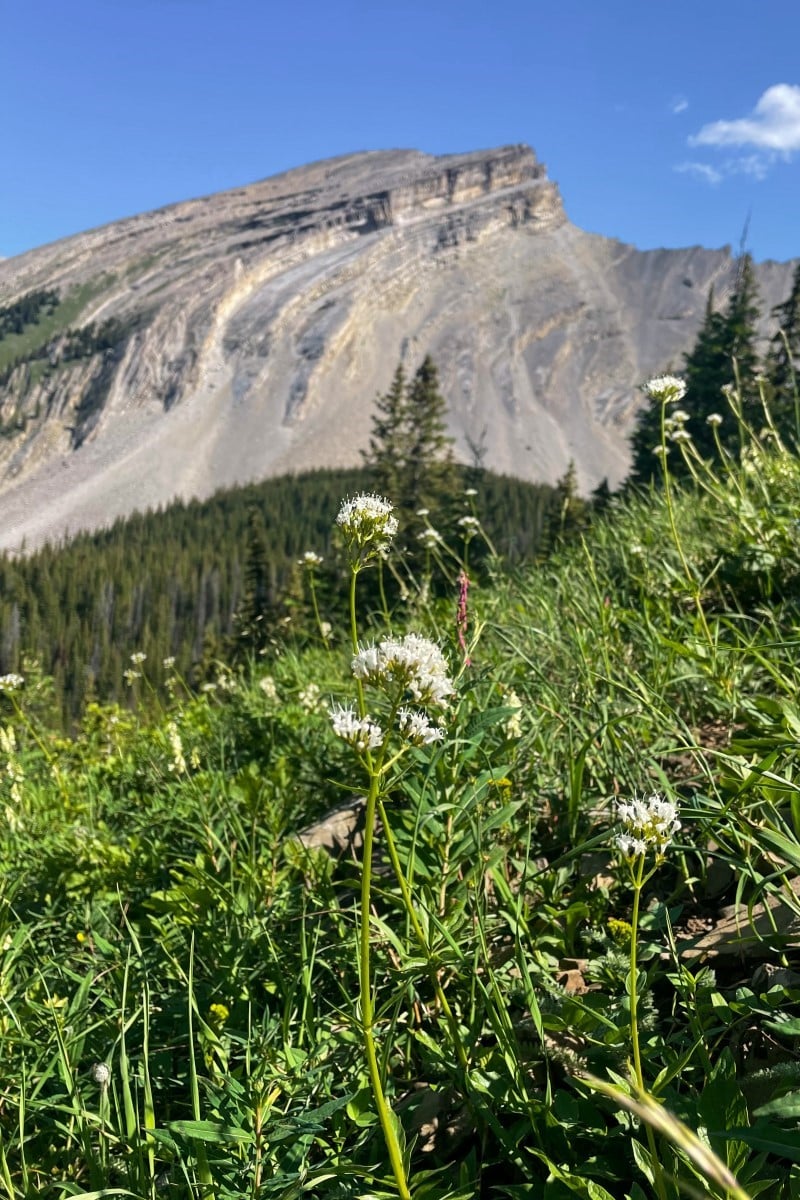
[0,467,557,723]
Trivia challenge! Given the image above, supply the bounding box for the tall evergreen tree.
[362,364,409,499]
[630,257,762,482]
[766,262,800,436]
[364,355,455,533]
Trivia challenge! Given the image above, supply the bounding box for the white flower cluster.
[707,412,723,427]
[418,527,443,550]
[330,703,384,753]
[300,550,323,567]
[0,674,23,691]
[166,720,187,775]
[352,633,454,709]
[130,651,147,665]
[336,494,398,556]
[458,515,480,534]
[643,375,687,405]
[398,706,444,746]
[615,792,681,859]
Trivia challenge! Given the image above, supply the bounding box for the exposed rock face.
[0,144,795,551]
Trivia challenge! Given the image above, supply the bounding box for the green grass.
[0,276,117,372]
[2,392,800,1197]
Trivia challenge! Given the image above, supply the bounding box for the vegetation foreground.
[3,382,800,1198]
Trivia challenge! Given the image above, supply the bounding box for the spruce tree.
[401,355,455,524]
[362,364,409,500]
[766,262,800,436]
[630,257,762,482]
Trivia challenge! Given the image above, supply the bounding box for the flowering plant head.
[336,494,398,563]
[614,791,681,860]
[643,375,687,405]
[300,550,323,568]
[330,703,384,754]
[352,633,454,709]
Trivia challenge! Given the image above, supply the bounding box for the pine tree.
[400,355,455,525]
[364,355,455,532]
[362,364,409,499]
[766,262,800,436]
[630,257,762,482]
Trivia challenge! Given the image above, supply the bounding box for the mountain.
[0,144,795,551]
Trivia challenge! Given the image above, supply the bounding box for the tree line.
[631,258,800,479]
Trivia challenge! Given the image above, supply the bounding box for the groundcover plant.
[2,377,800,1197]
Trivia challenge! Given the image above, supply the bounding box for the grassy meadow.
[2,382,800,1198]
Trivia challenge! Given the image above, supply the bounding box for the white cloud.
[670,95,689,115]
[674,161,722,185]
[690,83,800,152]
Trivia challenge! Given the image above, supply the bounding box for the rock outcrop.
[0,144,795,551]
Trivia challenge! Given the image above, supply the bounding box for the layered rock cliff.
[0,144,795,551]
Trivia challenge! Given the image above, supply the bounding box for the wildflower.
[458,515,480,533]
[166,720,186,774]
[416,507,430,517]
[671,410,690,424]
[652,445,670,458]
[398,707,444,746]
[503,689,523,739]
[130,651,147,665]
[90,1063,110,1087]
[319,620,333,640]
[706,413,723,427]
[721,383,736,401]
[669,429,693,443]
[336,494,398,559]
[298,682,323,712]
[201,681,217,693]
[614,791,681,859]
[209,1002,230,1025]
[464,487,478,497]
[330,704,384,752]
[643,375,687,405]
[259,675,278,701]
[0,674,23,691]
[300,550,323,567]
[123,668,141,686]
[418,526,443,549]
[163,656,176,669]
[352,634,454,709]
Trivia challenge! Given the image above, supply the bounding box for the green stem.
[660,401,713,650]
[377,798,469,1072]
[360,772,412,1199]
[630,860,667,1200]
[308,574,329,647]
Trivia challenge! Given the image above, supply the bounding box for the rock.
[0,144,796,551]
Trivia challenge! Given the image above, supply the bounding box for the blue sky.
[2,0,799,262]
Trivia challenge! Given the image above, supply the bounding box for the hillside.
[0,143,796,552]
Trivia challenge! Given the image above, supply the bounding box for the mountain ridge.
[0,143,795,552]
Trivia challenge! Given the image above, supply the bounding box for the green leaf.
[754,1089,800,1119]
[167,1118,253,1145]
[714,1121,800,1161]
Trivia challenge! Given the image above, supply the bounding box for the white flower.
[163,656,176,670]
[614,791,681,859]
[398,706,445,746]
[669,429,693,443]
[300,550,323,567]
[707,413,723,427]
[123,669,141,686]
[166,720,186,774]
[319,620,333,640]
[503,689,524,740]
[643,375,687,405]
[130,651,147,665]
[653,445,670,458]
[352,633,454,709]
[336,494,398,557]
[464,488,478,497]
[418,527,443,549]
[0,674,23,691]
[671,410,690,424]
[259,675,278,701]
[416,507,430,517]
[90,1062,111,1087]
[330,704,384,753]
[298,682,322,712]
[458,515,480,530]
